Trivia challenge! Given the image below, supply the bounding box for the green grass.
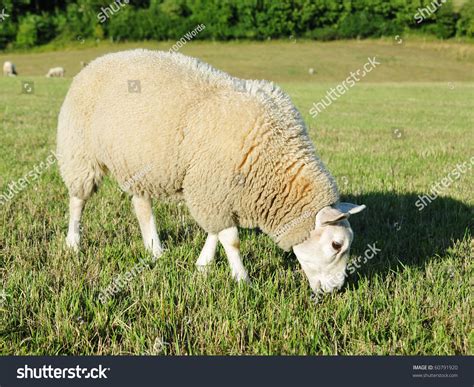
[0,41,473,355]
[2,38,474,82]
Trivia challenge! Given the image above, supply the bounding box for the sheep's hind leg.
[66,196,86,251]
[218,227,250,283]
[132,196,163,259]
[196,233,218,272]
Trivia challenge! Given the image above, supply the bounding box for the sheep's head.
[292,202,366,294]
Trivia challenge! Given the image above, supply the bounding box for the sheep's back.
[59,50,223,197]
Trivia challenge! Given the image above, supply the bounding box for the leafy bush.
[310,26,339,41]
[15,12,56,48]
[337,11,402,39]
[0,21,16,50]
[60,0,102,41]
[15,15,36,48]
[433,1,458,39]
[0,0,471,49]
[457,0,474,37]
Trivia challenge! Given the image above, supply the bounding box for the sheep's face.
[292,203,366,294]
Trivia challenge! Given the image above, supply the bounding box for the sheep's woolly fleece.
[57,49,339,250]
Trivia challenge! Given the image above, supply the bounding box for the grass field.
[0,40,473,355]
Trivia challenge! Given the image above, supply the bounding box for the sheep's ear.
[334,202,366,215]
[316,206,348,227]
[316,203,366,227]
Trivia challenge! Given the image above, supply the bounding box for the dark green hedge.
[0,0,472,49]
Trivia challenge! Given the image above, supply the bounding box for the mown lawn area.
[0,40,472,354]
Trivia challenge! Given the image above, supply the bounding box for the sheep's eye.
[332,241,342,251]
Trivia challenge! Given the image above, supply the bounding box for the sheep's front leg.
[218,227,249,283]
[132,196,163,259]
[66,196,86,251]
[196,233,218,272]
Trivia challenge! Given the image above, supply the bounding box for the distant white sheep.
[46,67,65,78]
[3,61,17,76]
[57,50,365,294]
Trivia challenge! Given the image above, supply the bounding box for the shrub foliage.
[0,0,472,49]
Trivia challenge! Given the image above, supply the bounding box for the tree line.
[0,0,473,50]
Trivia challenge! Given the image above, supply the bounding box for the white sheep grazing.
[46,67,65,78]
[57,49,366,293]
[3,61,17,76]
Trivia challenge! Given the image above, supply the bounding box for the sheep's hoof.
[66,243,79,253]
[196,264,211,276]
[66,235,80,252]
[151,249,164,262]
[234,273,251,284]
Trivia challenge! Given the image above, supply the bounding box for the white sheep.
[57,49,365,293]
[3,61,17,76]
[46,67,65,78]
